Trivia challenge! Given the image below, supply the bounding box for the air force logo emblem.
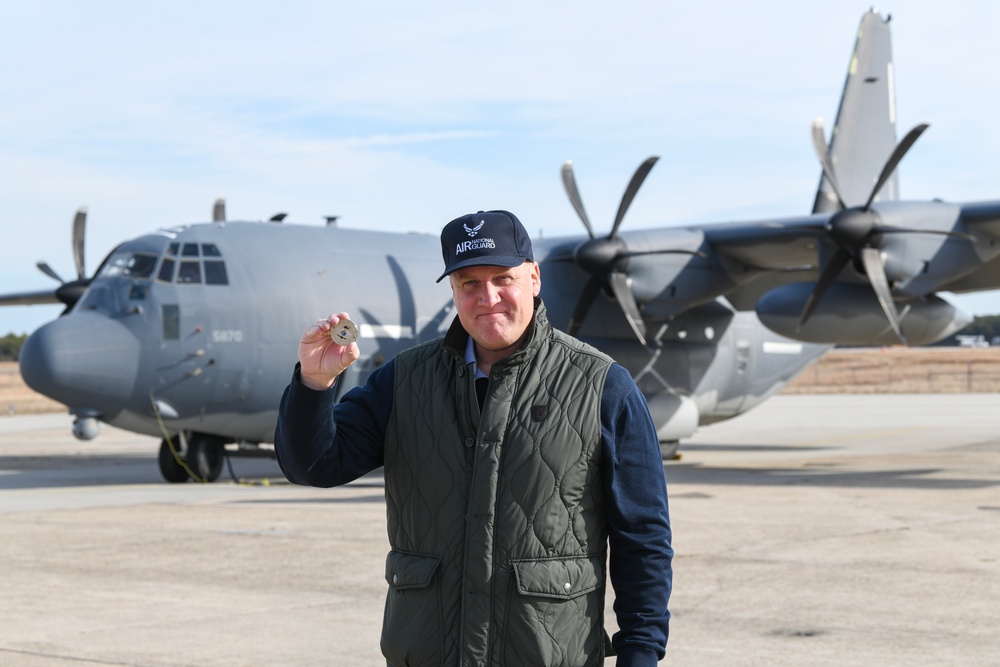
[456,219,495,255]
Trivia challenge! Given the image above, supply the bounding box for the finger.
[317,313,350,328]
[306,314,339,338]
[304,320,328,340]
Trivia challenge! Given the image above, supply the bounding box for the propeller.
[559,156,704,346]
[36,207,92,310]
[801,120,971,344]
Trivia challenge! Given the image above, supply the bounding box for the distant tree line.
[0,333,28,361]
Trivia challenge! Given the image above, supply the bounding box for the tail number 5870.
[212,329,244,343]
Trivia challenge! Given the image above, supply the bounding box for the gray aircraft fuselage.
[19,221,828,449]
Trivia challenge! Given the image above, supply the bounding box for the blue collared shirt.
[464,335,489,380]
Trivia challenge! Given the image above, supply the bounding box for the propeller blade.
[798,248,851,329]
[566,275,603,337]
[544,253,576,263]
[607,271,648,346]
[860,247,907,344]
[213,198,226,222]
[72,207,87,280]
[810,118,848,210]
[560,161,595,239]
[36,261,65,284]
[863,123,929,211]
[610,156,659,240]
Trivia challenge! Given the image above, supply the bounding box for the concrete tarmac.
[1,394,998,666]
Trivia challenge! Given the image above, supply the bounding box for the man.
[275,210,672,666]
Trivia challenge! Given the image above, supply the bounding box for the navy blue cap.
[437,210,534,282]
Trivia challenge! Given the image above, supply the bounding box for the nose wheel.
[157,432,225,483]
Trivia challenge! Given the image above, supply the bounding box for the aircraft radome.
[3,10,999,483]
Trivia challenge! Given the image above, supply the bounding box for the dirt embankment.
[2,348,999,416]
[0,362,63,415]
[782,346,1000,394]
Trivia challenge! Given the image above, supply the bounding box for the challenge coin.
[331,319,359,346]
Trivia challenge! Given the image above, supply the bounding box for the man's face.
[449,261,541,357]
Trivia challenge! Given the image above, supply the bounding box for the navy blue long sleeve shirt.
[275,358,672,665]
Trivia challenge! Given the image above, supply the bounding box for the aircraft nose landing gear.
[157,431,226,483]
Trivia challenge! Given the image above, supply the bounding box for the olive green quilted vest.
[381,303,613,667]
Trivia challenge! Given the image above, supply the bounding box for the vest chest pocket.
[381,550,443,666]
[504,554,606,666]
[511,554,602,599]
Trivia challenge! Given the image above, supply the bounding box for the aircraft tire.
[186,434,225,483]
[158,439,190,483]
[659,440,680,461]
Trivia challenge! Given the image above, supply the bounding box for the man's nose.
[478,282,501,305]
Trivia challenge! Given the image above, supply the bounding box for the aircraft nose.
[20,312,140,417]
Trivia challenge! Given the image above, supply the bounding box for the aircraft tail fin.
[812,11,897,213]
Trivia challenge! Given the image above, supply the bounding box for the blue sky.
[3,1,1000,334]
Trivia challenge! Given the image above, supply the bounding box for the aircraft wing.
[548,188,1000,348]
[937,201,1000,293]
[0,289,60,307]
[941,255,1000,293]
[703,216,825,272]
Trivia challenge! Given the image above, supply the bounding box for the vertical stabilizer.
[812,11,897,213]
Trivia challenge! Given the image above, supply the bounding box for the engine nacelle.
[756,282,970,346]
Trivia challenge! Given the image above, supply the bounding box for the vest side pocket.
[504,554,606,667]
[381,549,443,666]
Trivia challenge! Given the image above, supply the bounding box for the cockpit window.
[123,253,158,278]
[94,244,228,293]
[99,252,157,278]
[129,283,148,300]
[158,241,228,286]
[157,258,175,282]
[98,254,127,278]
[204,260,228,285]
[177,260,202,284]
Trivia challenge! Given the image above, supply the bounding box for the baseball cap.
[437,210,534,282]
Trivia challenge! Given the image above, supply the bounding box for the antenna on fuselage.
[212,198,226,222]
[324,216,339,227]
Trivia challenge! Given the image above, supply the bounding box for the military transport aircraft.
[3,10,999,482]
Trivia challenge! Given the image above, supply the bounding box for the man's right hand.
[297,312,361,390]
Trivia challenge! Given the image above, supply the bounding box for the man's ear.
[531,262,541,296]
